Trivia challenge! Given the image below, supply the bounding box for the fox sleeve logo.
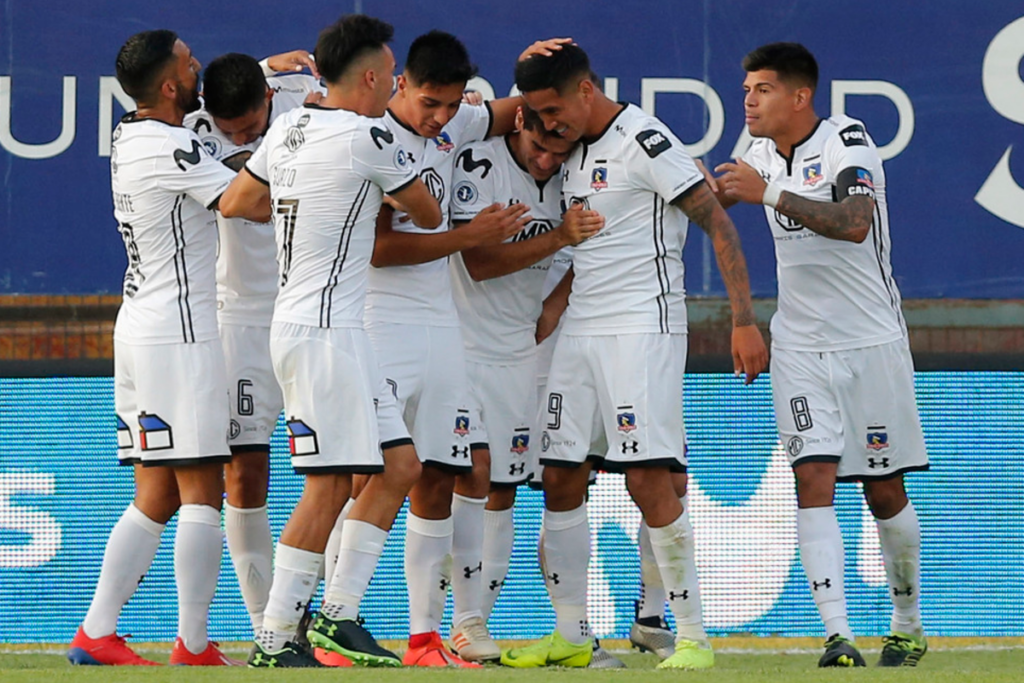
[173,140,202,171]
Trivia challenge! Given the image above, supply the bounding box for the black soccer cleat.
[818,634,866,668]
[248,641,323,668]
[877,632,927,667]
[306,614,401,667]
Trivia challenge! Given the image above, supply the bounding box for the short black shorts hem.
[422,459,473,474]
[599,457,686,474]
[470,442,489,451]
[293,464,385,475]
[229,444,271,455]
[539,454,604,470]
[837,463,930,483]
[118,457,141,467]
[141,454,232,468]
[490,475,532,489]
[381,437,414,451]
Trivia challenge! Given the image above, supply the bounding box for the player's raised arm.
[673,182,767,383]
[387,177,442,229]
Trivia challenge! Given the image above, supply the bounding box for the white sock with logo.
[175,504,223,654]
[636,519,667,622]
[82,504,164,638]
[798,506,853,640]
[256,544,322,652]
[224,503,273,631]
[647,503,707,642]
[542,505,592,645]
[405,513,453,635]
[321,519,388,621]
[875,501,923,637]
[481,507,514,621]
[451,494,486,628]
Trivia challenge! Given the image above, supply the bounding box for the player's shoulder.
[267,74,323,112]
[744,136,775,162]
[454,137,503,178]
[617,105,682,160]
[822,114,875,151]
[446,101,491,140]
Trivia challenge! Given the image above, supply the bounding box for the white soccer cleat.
[450,616,501,662]
[630,618,676,660]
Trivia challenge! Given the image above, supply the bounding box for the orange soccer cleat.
[402,631,482,668]
[168,638,244,666]
[67,627,161,666]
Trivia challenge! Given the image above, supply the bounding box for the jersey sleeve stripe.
[483,100,494,138]
[244,164,270,186]
[668,174,704,207]
[205,192,224,211]
[385,175,417,196]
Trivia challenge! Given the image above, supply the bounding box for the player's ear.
[793,86,812,111]
[578,77,594,103]
[264,86,274,105]
[395,73,408,95]
[514,106,524,132]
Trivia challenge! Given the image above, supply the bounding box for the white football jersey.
[110,114,235,344]
[185,75,323,326]
[246,104,416,329]
[742,115,905,352]
[560,104,702,335]
[364,103,492,327]
[449,135,564,364]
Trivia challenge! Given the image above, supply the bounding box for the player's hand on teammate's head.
[731,324,768,385]
[266,49,320,79]
[715,158,766,205]
[560,202,604,245]
[462,90,484,106]
[467,202,531,247]
[519,38,574,62]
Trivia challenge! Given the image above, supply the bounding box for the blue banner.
[2,2,1024,297]
[1,373,1022,643]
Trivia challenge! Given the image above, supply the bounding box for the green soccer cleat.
[656,637,715,670]
[500,632,593,668]
[247,641,322,668]
[878,632,928,667]
[818,634,866,667]
[306,614,401,667]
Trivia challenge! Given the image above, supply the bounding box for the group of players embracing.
[67,11,930,672]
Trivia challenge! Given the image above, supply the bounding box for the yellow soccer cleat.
[656,637,715,670]
[500,632,593,668]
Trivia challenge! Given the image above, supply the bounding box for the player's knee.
[863,477,908,519]
[793,460,838,507]
[487,485,517,510]
[541,466,587,510]
[224,455,269,507]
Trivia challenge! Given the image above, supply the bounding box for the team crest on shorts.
[433,131,454,152]
[787,436,804,457]
[591,167,608,190]
[287,418,319,456]
[866,427,889,450]
[617,409,637,433]
[510,431,530,454]
[803,162,824,186]
[454,412,471,436]
[138,412,173,451]
[541,431,551,452]
[116,414,133,449]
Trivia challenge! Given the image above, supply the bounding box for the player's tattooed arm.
[716,158,872,242]
[774,193,873,243]
[675,182,768,383]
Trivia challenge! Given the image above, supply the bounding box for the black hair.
[514,43,591,94]
[404,30,478,86]
[742,42,818,92]
[115,29,179,102]
[315,14,394,84]
[202,53,267,119]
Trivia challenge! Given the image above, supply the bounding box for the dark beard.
[176,80,201,114]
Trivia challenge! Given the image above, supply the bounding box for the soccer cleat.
[450,616,501,662]
[404,631,482,667]
[313,647,354,667]
[247,641,322,668]
[818,634,866,667]
[656,637,715,670]
[169,638,244,665]
[67,627,160,666]
[293,601,314,652]
[306,614,401,667]
[589,640,626,668]
[500,632,593,668]
[630,617,676,660]
[877,632,928,667]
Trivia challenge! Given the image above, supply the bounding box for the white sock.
[451,494,486,628]
[175,504,223,654]
[637,519,667,622]
[405,514,453,636]
[798,506,852,640]
[256,544,322,652]
[323,498,354,594]
[224,503,273,631]
[647,505,706,642]
[481,507,514,621]
[543,505,591,645]
[875,501,923,637]
[82,504,164,638]
[321,520,387,621]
